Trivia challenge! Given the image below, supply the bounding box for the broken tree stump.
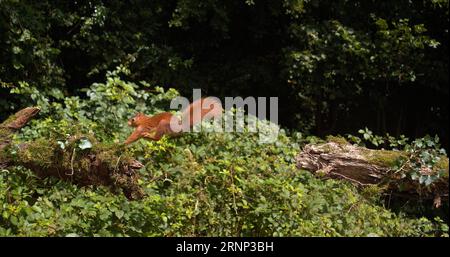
[296,141,449,207]
[0,107,144,200]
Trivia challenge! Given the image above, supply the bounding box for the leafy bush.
[347,128,448,187]
[0,73,447,237]
[1,1,448,145]
[343,128,449,219]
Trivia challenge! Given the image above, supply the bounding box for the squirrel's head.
[128,113,146,127]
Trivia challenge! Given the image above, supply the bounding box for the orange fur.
[124,98,222,144]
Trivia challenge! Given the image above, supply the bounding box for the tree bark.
[0,107,144,200]
[296,141,449,207]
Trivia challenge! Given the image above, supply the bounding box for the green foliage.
[344,128,448,218]
[349,128,412,150]
[347,128,448,187]
[0,0,448,237]
[0,75,448,237]
[1,1,448,144]
[401,136,448,187]
[12,66,178,145]
[284,3,447,132]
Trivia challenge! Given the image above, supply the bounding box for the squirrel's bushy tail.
[180,97,223,131]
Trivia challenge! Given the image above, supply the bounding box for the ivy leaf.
[57,141,66,150]
[78,138,93,150]
[424,176,434,186]
[115,210,125,219]
[419,175,426,184]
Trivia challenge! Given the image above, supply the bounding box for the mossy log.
[0,107,144,200]
[296,141,449,207]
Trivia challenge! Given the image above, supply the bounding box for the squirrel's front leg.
[124,126,145,145]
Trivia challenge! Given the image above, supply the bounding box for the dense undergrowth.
[0,68,448,236]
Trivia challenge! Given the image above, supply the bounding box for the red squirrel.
[124,97,222,144]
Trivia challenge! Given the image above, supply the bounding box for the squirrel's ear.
[135,112,144,117]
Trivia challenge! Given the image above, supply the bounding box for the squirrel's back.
[135,112,173,128]
[181,97,223,129]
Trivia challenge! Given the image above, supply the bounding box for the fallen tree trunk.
[296,141,449,207]
[0,107,144,200]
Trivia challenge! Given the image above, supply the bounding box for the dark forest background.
[1,0,448,147]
